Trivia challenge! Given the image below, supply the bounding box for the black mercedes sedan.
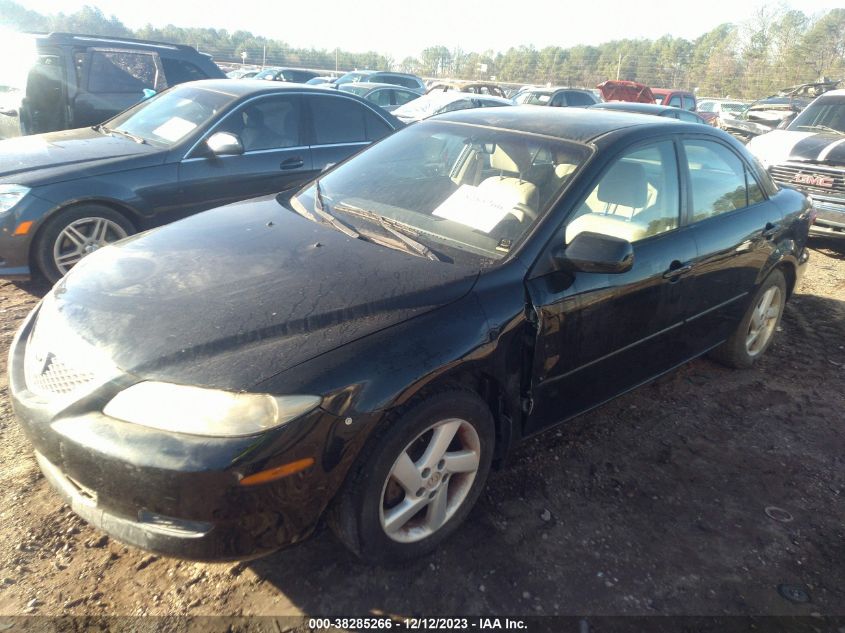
[0,79,400,282]
[10,108,811,564]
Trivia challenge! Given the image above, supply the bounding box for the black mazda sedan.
[10,108,812,564]
[0,79,400,282]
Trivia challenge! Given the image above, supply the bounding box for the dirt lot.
[0,239,843,622]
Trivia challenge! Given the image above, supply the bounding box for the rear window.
[566,91,595,107]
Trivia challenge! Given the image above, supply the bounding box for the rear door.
[679,137,784,350]
[175,94,314,218]
[72,48,166,127]
[525,138,698,433]
[306,93,394,170]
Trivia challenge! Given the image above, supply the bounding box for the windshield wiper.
[333,202,442,262]
[313,181,361,239]
[99,125,146,144]
[801,124,845,135]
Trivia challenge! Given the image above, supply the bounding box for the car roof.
[32,32,197,54]
[172,78,405,117]
[435,106,689,144]
[342,82,411,91]
[590,102,677,115]
[651,88,691,96]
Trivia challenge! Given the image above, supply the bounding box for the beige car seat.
[476,146,539,222]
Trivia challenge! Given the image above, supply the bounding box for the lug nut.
[421,468,431,478]
[437,459,445,470]
[416,488,425,497]
[429,491,436,499]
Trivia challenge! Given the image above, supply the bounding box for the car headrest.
[597,161,647,209]
[489,145,531,174]
[243,108,264,127]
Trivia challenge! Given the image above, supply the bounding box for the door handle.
[762,222,778,240]
[280,157,304,170]
[662,260,692,280]
[0,108,17,117]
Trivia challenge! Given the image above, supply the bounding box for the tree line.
[1,1,843,98]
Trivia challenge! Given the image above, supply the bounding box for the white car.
[392,91,513,124]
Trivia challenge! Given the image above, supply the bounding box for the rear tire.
[34,205,134,283]
[710,269,786,368]
[329,390,494,564]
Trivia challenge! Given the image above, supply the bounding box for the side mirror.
[556,231,634,274]
[206,131,244,156]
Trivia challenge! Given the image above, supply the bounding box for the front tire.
[329,390,495,564]
[710,269,787,368]
[34,205,134,283]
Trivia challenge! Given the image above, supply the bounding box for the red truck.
[650,88,718,125]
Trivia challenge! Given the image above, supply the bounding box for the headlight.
[103,381,321,437]
[0,184,30,214]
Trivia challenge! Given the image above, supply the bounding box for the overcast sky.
[20,0,844,59]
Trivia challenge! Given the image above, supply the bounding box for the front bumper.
[9,310,359,561]
[0,191,55,279]
[808,196,845,238]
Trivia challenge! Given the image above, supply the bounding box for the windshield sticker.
[433,184,519,233]
[152,117,197,142]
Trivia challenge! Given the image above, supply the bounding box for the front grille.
[25,351,96,396]
[770,163,845,197]
[22,301,114,399]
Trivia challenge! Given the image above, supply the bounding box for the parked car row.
[0,80,401,281]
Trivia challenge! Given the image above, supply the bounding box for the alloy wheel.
[379,418,481,543]
[53,217,129,275]
[745,285,783,356]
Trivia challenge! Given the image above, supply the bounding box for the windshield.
[335,72,370,85]
[290,121,591,264]
[254,69,278,80]
[106,85,239,147]
[653,95,666,105]
[515,91,552,105]
[338,84,371,97]
[788,95,845,134]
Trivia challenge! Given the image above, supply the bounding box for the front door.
[175,94,315,220]
[72,48,165,128]
[525,139,698,434]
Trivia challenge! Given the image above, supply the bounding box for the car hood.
[596,80,655,104]
[747,130,845,166]
[0,127,163,186]
[39,195,480,390]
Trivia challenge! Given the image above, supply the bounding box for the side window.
[667,94,683,108]
[565,141,680,244]
[677,111,700,123]
[394,90,417,106]
[364,108,392,141]
[219,96,301,152]
[550,92,567,107]
[683,96,696,111]
[367,89,392,107]
[684,139,761,222]
[566,91,595,107]
[88,51,161,94]
[161,58,208,85]
[310,96,367,144]
[440,99,474,114]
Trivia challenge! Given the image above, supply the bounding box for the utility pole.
[616,52,623,80]
[262,45,266,69]
[335,47,339,73]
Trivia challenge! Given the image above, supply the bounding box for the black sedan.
[0,79,400,282]
[590,101,710,123]
[10,108,811,564]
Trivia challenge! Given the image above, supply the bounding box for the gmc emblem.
[792,173,835,188]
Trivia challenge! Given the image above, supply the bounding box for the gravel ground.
[0,239,842,621]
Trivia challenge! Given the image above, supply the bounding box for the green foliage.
[0,1,842,98]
